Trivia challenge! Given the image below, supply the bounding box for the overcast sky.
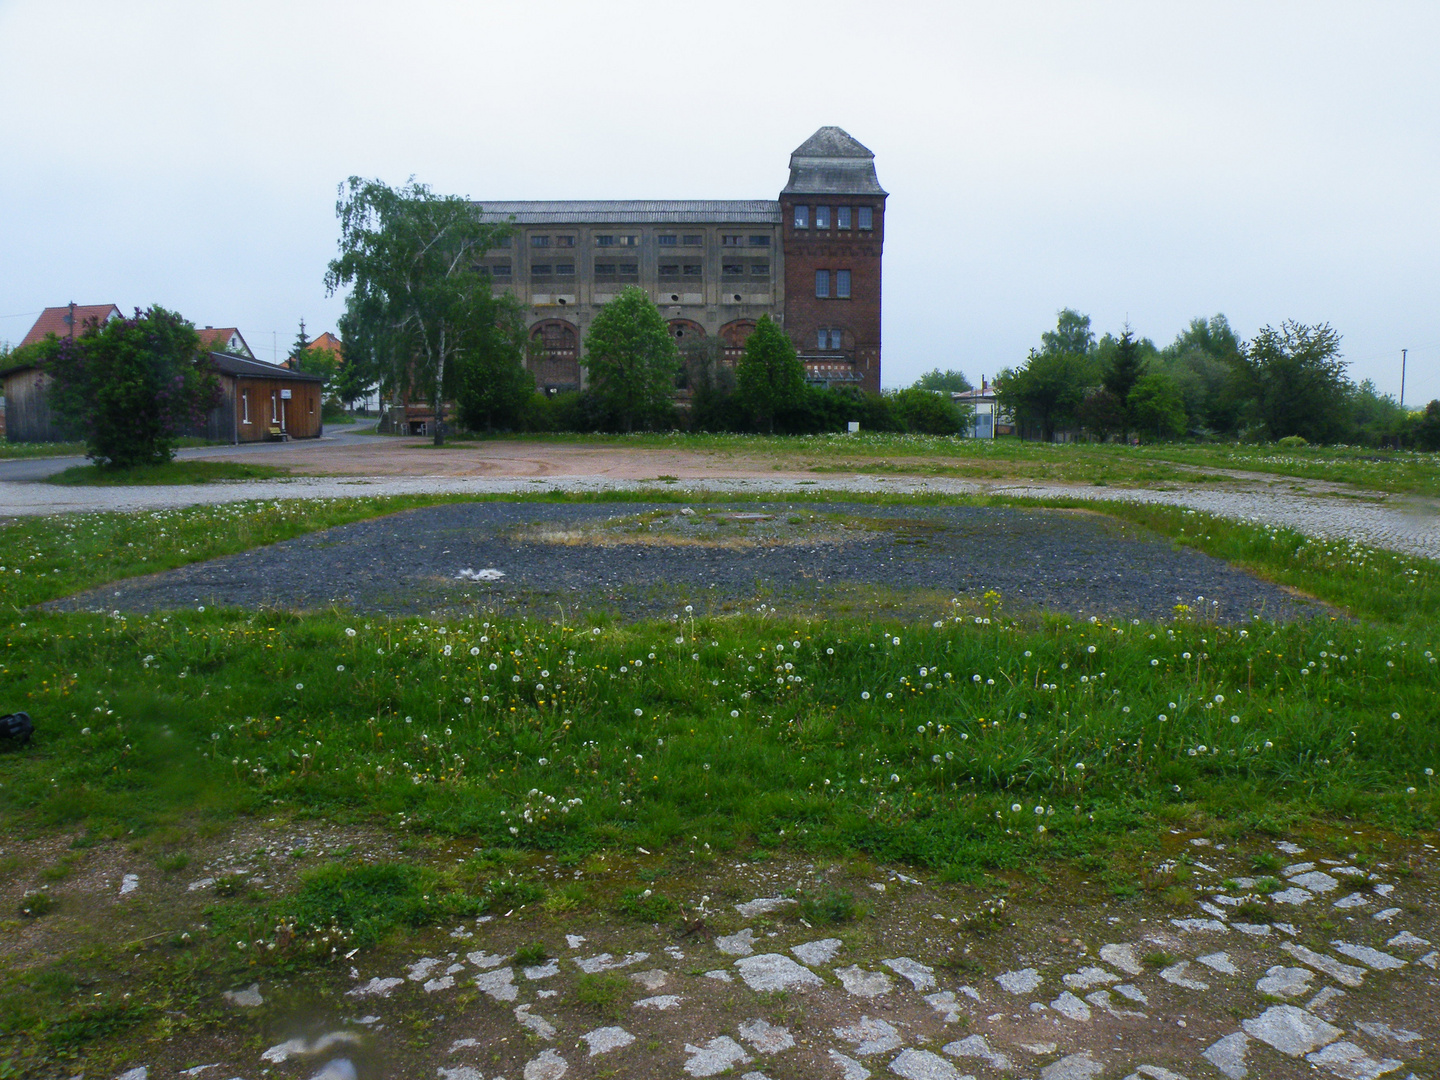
[2,1,1437,402]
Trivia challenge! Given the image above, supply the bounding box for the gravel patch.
[46,500,1325,623]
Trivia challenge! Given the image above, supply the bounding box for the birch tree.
[325,177,510,445]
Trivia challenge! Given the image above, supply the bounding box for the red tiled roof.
[19,304,122,347]
[308,331,343,357]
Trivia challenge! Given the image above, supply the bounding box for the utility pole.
[1400,349,1407,408]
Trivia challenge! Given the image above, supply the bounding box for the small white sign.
[280,389,292,400]
[847,421,860,433]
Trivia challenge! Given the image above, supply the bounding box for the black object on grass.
[0,712,34,747]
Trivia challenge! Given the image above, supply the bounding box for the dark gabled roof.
[475,200,781,225]
[19,304,122,347]
[210,351,325,382]
[782,126,886,197]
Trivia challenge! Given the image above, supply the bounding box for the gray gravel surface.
[49,501,1323,623]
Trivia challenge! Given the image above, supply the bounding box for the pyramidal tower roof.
[782,126,886,196]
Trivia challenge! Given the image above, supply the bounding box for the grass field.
[46,460,291,486]
[1,490,1437,1069]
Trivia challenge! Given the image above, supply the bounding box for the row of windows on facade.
[504,262,772,279]
[525,233,772,249]
[815,269,851,298]
[793,205,874,230]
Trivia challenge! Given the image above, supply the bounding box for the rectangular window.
[815,206,830,229]
[682,234,704,246]
[657,234,678,246]
[722,263,745,276]
[858,206,873,230]
[494,235,512,248]
[750,262,770,276]
[748,235,770,247]
[555,235,575,248]
[595,235,615,246]
[658,263,681,276]
[794,205,809,229]
[531,264,553,277]
[618,235,639,247]
[490,261,512,278]
[618,261,639,275]
[830,329,843,349]
[816,329,828,350]
[594,262,616,276]
[530,235,551,247]
[837,206,852,229]
[836,269,851,298]
[241,390,250,424]
[555,263,575,276]
[682,264,702,277]
[815,269,830,297]
[721,234,742,246]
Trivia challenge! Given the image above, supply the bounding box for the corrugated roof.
[475,200,781,225]
[790,126,874,159]
[19,304,122,347]
[210,351,325,382]
[782,126,886,196]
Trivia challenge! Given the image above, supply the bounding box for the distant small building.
[953,378,1013,439]
[196,326,255,358]
[207,352,325,443]
[2,304,124,441]
[18,303,122,347]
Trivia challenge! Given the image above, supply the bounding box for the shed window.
[241,390,250,424]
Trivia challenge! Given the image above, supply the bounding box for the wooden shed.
[208,352,325,443]
[0,365,72,442]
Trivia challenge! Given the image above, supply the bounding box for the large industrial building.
[477,126,886,395]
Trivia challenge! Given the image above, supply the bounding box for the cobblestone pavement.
[3,473,1438,561]
[96,834,1437,1080]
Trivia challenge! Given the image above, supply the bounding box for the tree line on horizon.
[936,308,1439,448]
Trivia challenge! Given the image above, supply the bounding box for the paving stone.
[1114,983,1148,1004]
[1330,941,1405,971]
[1063,965,1118,989]
[1255,966,1312,998]
[1385,931,1429,948]
[942,1034,1011,1070]
[1159,961,1208,990]
[407,957,442,981]
[514,1004,556,1040]
[1290,871,1339,893]
[792,938,843,965]
[1171,917,1228,932]
[222,984,263,1008]
[829,1049,872,1080]
[1334,893,1371,910]
[1306,986,1347,1020]
[883,957,937,991]
[1354,1022,1422,1045]
[423,976,454,993]
[739,1018,795,1054]
[1276,841,1305,855]
[925,990,963,1022]
[683,1036,752,1077]
[734,954,823,992]
[1282,943,1366,987]
[437,1069,484,1080]
[834,1016,902,1056]
[261,1032,361,1063]
[634,994,681,1010]
[630,968,669,991]
[717,928,757,956]
[1051,991,1091,1021]
[1231,923,1272,936]
[888,1049,963,1080]
[1241,1004,1343,1057]
[466,950,506,970]
[1283,862,1317,877]
[742,1074,773,1080]
[1019,1042,1058,1055]
[735,897,793,917]
[119,874,139,896]
[522,1048,567,1080]
[1201,1031,1250,1079]
[1272,888,1315,905]
[524,960,559,980]
[116,1070,148,1080]
[346,977,403,999]
[473,967,518,1002]
[1420,951,1439,969]
[1196,951,1239,975]
[1123,1068,1189,1080]
[573,951,648,973]
[581,1026,635,1057]
[994,967,1043,994]
[308,1064,357,1080]
[1304,1040,1403,1080]
[565,934,585,949]
[1100,943,1143,975]
[837,965,894,998]
[703,969,732,982]
[1040,1051,1105,1080]
[1372,907,1401,922]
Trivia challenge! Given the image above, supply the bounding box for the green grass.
[0,440,88,459]
[47,460,291,485]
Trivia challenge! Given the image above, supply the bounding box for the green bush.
[1276,434,1309,449]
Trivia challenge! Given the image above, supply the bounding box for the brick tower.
[779,127,887,393]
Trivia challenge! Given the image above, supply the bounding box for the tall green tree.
[44,306,219,467]
[888,387,967,435]
[1101,326,1147,439]
[1041,308,1095,356]
[453,290,533,431]
[1238,322,1351,443]
[735,315,806,433]
[581,286,678,431]
[1128,372,1187,439]
[324,177,510,445]
[911,368,972,393]
[994,350,1095,441]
